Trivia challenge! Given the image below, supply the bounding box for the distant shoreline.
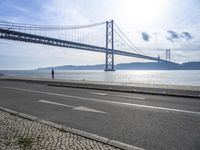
[37,61,200,70]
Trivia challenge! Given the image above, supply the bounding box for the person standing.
[51,69,54,79]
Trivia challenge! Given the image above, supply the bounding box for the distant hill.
[38,64,105,70]
[180,62,200,70]
[37,61,200,70]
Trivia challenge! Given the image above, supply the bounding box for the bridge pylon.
[104,20,115,71]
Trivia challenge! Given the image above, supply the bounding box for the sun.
[117,0,168,27]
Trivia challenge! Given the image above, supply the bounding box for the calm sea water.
[0,70,200,87]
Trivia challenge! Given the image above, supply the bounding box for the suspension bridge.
[0,20,173,71]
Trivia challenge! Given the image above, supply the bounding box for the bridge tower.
[166,49,171,61]
[105,20,115,71]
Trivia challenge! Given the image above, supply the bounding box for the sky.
[0,0,200,69]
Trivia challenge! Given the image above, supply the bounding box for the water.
[0,70,200,87]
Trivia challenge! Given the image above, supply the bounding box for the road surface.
[0,80,199,150]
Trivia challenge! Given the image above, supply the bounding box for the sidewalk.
[0,76,200,98]
[0,109,125,150]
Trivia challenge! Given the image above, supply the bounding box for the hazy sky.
[0,0,200,69]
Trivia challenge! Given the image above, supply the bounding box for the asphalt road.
[0,80,199,150]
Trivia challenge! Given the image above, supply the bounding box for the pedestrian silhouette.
[51,69,54,79]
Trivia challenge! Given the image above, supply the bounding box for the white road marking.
[38,100,106,114]
[1,85,200,116]
[90,92,145,99]
[91,92,107,96]
[114,95,146,100]
[73,106,106,113]
[38,100,74,108]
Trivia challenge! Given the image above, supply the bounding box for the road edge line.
[0,106,145,150]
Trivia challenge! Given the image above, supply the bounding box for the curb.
[0,106,144,150]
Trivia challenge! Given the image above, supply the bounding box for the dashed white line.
[73,106,106,113]
[91,92,107,96]
[38,100,74,108]
[90,92,145,99]
[114,95,146,100]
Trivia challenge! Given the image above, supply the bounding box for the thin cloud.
[166,30,193,42]
[166,30,179,42]
[141,32,151,42]
[180,32,193,40]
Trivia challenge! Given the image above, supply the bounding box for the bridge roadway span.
[0,80,199,150]
[0,28,172,63]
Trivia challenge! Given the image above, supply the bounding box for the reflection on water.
[0,70,200,86]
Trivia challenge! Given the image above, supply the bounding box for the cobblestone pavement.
[0,111,121,150]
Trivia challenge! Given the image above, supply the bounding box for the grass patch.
[4,141,11,146]
[18,137,33,149]
[58,128,66,133]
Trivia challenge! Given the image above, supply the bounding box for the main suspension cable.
[0,20,106,31]
[114,22,145,55]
